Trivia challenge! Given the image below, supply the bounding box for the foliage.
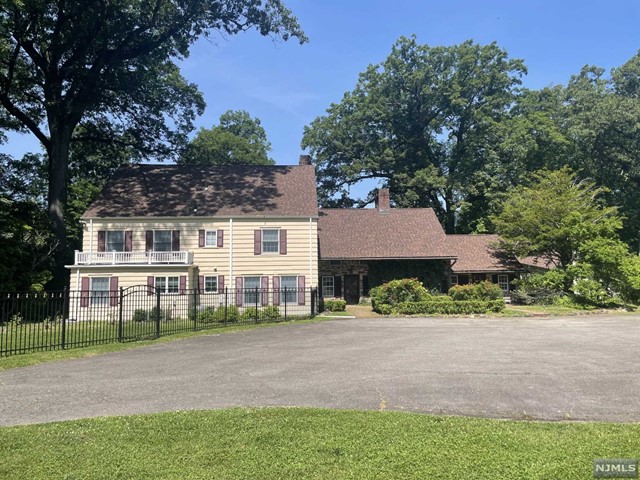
[570,279,609,306]
[212,306,239,323]
[369,278,430,310]
[0,0,305,287]
[241,307,260,321]
[302,36,526,232]
[448,281,503,301]
[493,167,621,269]
[323,299,346,312]
[510,271,567,305]
[132,307,172,322]
[180,110,274,165]
[261,306,281,320]
[196,306,216,324]
[367,260,449,292]
[392,299,505,315]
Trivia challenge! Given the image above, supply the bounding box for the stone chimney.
[299,154,312,166]
[375,188,390,212]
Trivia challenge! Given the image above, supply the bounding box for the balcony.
[75,250,193,266]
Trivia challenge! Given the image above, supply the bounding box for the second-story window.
[262,229,279,253]
[154,230,173,251]
[205,230,217,247]
[106,231,125,252]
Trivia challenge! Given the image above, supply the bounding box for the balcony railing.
[74,250,193,266]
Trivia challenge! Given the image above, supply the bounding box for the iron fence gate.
[0,286,319,356]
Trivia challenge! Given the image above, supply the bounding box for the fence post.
[155,288,161,338]
[192,287,198,331]
[310,288,315,317]
[118,287,124,342]
[255,287,259,323]
[61,287,69,350]
[224,287,228,326]
[284,287,287,321]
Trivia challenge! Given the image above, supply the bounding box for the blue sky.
[5,0,640,179]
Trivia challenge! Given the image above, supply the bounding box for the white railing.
[75,251,193,265]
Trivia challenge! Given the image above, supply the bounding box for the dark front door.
[343,275,360,304]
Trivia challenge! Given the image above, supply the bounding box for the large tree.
[179,109,274,165]
[0,0,305,287]
[302,36,526,232]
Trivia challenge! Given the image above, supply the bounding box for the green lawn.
[0,408,638,479]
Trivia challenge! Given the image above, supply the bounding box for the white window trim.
[280,275,298,304]
[153,230,174,252]
[90,277,110,306]
[155,276,179,294]
[321,276,335,297]
[261,228,280,254]
[243,276,261,305]
[204,276,218,293]
[106,230,125,252]
[204,230,218,248]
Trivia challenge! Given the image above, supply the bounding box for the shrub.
[571,278,609,306]
[262,306,281,320]
[212,306,239,323]
[377,304,393,315]
[394,299,505,315]
[324,299,346,312]
[370,278,430,311]
[448,281,502,301]
[132,308,149,322]
[511,271,566,305]
[197,306,216,324]
[241,307,260,321]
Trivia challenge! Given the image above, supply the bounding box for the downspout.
[89,218,93,253]
[309,217,313,288]
[229,218,233,285]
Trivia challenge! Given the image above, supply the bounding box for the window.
[451,275,458,286]
[205,230,217,247]
[106,231,125,252]
[90,277,110,306]
[262,229,279,253]
[155,276,179,294]
[321,276,334,297]
[204,276,218,293]
[281,276,298,304]
[154,231,173,251]
[243,277,260,305]
[498,274,509,294]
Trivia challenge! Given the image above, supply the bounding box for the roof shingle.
[83,164,318,218]
[448,234,522,273]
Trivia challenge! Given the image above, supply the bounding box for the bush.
[241,307,260,321]
[394,299,505,315]
[377,304,393,315]
[132,307,171,322]
[448,281,502,301]
[262,306,281,320]
[511,271,566,305]
[212,306,239,323]
[571,278,609,306]
[370,279,430,311]
[132,308,148,322]
[324,299,346,312]
[197,306,216,324]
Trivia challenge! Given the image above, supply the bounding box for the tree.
[492,168,621,270]
[179,110,274,165]
[301,36,526,232]
[0,0,305,287]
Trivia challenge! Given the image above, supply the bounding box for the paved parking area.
[1,316,639,426]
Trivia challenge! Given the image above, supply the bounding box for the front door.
[343,275,360,304]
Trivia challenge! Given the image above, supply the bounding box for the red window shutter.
[80,277,90,307]
[261,276,269,306]
[235,277,243,307]
[297,276,305,305]
[145,231,153,251]
[109,277,119,307]
[147,276,154,295]
[217,229,224,247]
[198,230,205,248]
[97,231,106,252]
[198,275,204,292]
[273,276,280,306]
[124,231,133,252]
[179,275,186,295]
[254,230,261,255]
[218,275,225,291]
[172,230,180,251]
[280,229,287,255]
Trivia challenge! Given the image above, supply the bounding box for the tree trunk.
[47,124,73,289]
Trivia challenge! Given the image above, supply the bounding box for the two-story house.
[67,158,318,318]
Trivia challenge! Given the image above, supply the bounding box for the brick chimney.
[375,188,390,212]
[299,154,312,166]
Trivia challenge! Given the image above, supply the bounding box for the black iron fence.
[0,286,319,357]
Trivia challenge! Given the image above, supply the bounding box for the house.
[317,189,457,303]
[67,157,318,318]
[447,234,524,294]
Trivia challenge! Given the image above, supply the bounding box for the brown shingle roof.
[83,164,318,218]
[318,208,455,259]
[448,234,522,273]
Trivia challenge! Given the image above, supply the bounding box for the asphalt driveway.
[1,316,639,426]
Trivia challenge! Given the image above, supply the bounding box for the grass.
[0,408,638,479]
[0,316,325,372]
[504,304,637,316]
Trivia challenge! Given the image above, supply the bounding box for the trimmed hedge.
[394,300,505,315]
[448,281,503,301]
[324,299,347,312]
